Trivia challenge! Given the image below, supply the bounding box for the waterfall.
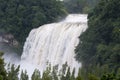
[20,14,88,77]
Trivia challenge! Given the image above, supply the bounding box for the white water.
[0,42,20,64]
[20,14,88,77]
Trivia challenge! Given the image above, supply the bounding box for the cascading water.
[20,14,88,77]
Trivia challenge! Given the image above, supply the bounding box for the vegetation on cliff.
[76,0,120,79]
[0,51,120,80]
[0,0,67,45]
[63,0,99,13]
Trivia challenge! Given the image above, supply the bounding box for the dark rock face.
[0,33,19,47]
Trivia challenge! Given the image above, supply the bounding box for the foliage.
[0,51,8,80]
[63,0,99,13]
[20,70,29,80]
[0,54,120,80]
[88,74,99,80]
[32,69,41,80]
[0,0,67,45]
[7,64,20,80]
[75,0,120,79]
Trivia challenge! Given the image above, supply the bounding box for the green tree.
[0,51,8,80]
[0,0,67,45]
[76,69,82,80]
[88,74,99,80]
[101,73,116,80]
[76,0,120,78]
[63,0,99,13]
[20,70,29,80]
[51,66,58,80]
[7,64,20,80]
[42,66,52,80]
[31,69,41,80]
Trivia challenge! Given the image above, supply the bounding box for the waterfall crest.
[20,14,88,77]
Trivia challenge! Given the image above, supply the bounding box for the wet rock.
[0,33,19,47]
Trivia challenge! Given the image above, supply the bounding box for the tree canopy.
[63,0,99,13]
[76,0,120,72]
[0,0,67,45]
[76,0,120,76]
